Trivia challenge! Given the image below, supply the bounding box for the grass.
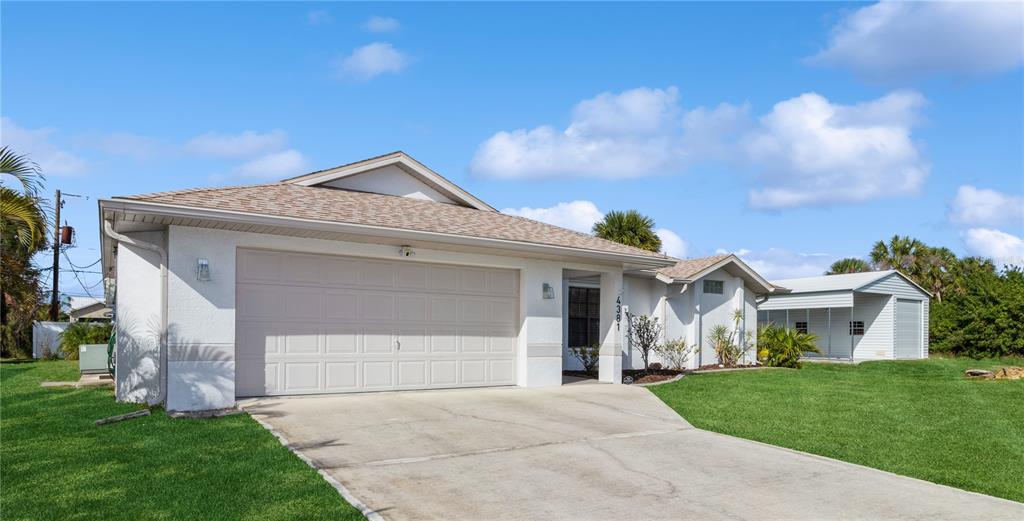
[0,360,364,521]
[649,357,1024,503]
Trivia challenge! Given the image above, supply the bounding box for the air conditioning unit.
[79,344,109,375]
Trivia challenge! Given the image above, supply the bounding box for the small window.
[795,321,808,334]
[703,280,724,294]
[849,321,865,335]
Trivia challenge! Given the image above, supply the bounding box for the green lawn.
[0,360,364,521]
[649,357,1024,503]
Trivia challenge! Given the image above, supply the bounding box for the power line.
[62,250,97,298]
[62,257,100,270]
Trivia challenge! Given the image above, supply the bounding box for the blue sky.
[2,1,1022,299]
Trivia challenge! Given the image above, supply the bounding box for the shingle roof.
[116,184,670,260]
[655,254,731,280]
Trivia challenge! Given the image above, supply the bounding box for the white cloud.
[949,186,1024,228]
[364,16,400,33]
[725,247,835,280]
[231,149,310,179]
[334,42,408,81]
[501,200,603,233]
[963,228,1024,268]
[501,199,687,257]
[808,1,1024,81]
[77,132,161,159]
[0,117,87,175]
[656,228,688,258]
[473,86,928,209]
[744,91,928,209]
[185,129,288,158]
[307,9,333,25]
[472,87,687,179]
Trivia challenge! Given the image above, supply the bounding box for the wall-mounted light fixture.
[542,282,555,300]
[197,258,211,281]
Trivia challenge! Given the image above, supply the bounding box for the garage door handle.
[395,340,401,351]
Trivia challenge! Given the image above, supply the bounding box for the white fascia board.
[99,199,677,269]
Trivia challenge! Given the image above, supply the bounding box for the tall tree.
[592,210,662,253]
[918,246,957,302]
[1,147,50,357]
[826,258,872,275]
[869,235,926,277]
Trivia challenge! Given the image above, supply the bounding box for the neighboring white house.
[100,152,716,411]
[68,296,112,322]
[757,271,931,361]
[563,254,773,371]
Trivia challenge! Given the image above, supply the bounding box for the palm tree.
[1,147,49,356]
[826,258,872,275]
[918,246,957,302]
[869,235,926,278]
[1,147,48,249]
[592,210,662,253]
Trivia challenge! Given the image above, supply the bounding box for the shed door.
[895,299,922,359]
[235,249,519,397]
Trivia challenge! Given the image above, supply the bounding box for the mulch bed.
[694,363,760,371]
[563,369,685,384]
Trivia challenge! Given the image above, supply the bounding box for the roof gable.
[656,254,774,293]
[770,270,931,297]
[281,151,496,211]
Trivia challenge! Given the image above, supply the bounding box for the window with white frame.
[849,321,865,335]
[703,279,724,294]
[795,321,808,334]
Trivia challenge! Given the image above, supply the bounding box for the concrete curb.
[247,412,385,521]
[634,373,685,387]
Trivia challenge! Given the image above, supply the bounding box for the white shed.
[757,271,931,360]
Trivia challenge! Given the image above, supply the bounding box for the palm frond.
[0,146,44,196]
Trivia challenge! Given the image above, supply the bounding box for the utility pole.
[49,190,61,321]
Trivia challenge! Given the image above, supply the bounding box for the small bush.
[58,322,113,361]
[627,313,663,372]
[568,344,600,375]
[757,324,820,368]
[653,337,694,371]
[708,324,751,367]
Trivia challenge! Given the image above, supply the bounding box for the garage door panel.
[398,361,428,387]
[284,363,321,392]
[324,328,359,354]
[324,292,358,319]
[430,361,458,385]
[238,250,282,283]
[283,288,323,320]
[428,266,459,291]
[429,297,458,322]
[461,360,487,384]
[361,262,396,287]
[282,254,323,283]
[490,359,515,384]
[236,249,518,397]
[398,329,427,353]
[398,296,428,321]
[429,331,457,353]
[896,299,922,359]
[363,361,394,388]
[461,330,487,353]
[362,294,395,320]
[325,362,358,391]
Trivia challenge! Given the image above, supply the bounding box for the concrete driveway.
[242,382,1023,521]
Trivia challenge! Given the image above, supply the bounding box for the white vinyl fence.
[32,321,70,359]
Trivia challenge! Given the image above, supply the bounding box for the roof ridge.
[279,151,404,183]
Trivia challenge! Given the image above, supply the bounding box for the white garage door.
[235,249,519,397]
[895,299,922,359]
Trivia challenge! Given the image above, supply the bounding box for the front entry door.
[568,287,601,348]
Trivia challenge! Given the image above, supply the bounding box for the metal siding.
[922,299,930,357]
[235,249,519,397]
[852,293,893,360]
[857,273,929,299]
[758,291,854,310]
[895,299,923,359]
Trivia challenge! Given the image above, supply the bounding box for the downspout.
[103,219,168,405]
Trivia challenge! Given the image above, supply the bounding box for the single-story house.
[68,296,112,322]
[757,271,931,360]
[99,152,779,411]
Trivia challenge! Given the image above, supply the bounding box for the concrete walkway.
[243,384,1023,521]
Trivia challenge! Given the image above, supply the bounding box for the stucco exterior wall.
[117,225,640,410]
[114,230,165,405]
